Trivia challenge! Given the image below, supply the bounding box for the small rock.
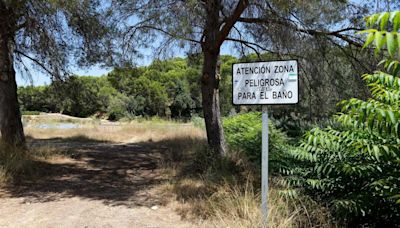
[151,206,158,210]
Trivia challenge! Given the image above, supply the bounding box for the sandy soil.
[0,139,209,228]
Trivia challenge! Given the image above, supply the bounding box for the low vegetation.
[0,141,61,185]
[223,112,292,171]
[138,115,332,227]
[0,143,30,184]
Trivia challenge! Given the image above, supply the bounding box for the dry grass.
[153,128,334,228]
[17,116,334,226]
[0,142,34,184]
[25,121,204,144]
[168,174,333,227]
[206,182,334,228]
[23,113,93,124]
[0,141,74,185]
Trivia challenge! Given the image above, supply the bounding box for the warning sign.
[232,60,298,105]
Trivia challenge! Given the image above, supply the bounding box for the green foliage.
[272,116,321,138]
[282,12,400,226]
[191,116,205,129]
[283,72,400,225]
[361,11,400,56]
[21,111,40,115]
[6,0,116,85]
[19,76,116,118]
[18,86,56,113]
[54,76,105,117]
[19,56,238,120]
[107,94,132,121]
[223,112,290,171]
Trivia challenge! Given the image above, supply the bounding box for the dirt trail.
[0,140,207,228]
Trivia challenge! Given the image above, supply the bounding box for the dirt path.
[0,140,207,228]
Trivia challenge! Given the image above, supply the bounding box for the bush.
[107,94,128,121]
[191,116,205,129]
[223,112,290,171]
[283,72,400,226]
[281,12,400,226]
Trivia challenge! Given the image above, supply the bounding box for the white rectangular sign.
[232,60,299,105]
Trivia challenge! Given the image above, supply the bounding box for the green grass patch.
[22,111,41,115]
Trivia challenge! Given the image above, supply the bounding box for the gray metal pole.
[261,105,269,225]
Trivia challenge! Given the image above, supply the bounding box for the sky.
[16,65,110,86]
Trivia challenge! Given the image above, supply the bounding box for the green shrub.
[281,12,400,226]
[22,111,41,115]
[191,116,205,129]
[223,112,290,171]
[107,94,128,121]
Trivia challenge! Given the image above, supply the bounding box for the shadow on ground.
[0,136,195,208]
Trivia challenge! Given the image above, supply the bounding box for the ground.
[0,115,209,228]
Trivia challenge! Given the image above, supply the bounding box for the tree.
[115,0,369,156]
[0,0,114,147]
[53,76,104,117]
[171,80,195,117]
[18,86,52,113]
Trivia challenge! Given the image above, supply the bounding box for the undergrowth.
[0,141,68,185]
[160,135,334,227]
[0,142,34,184]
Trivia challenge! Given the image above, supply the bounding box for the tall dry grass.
[159,132,335,227]
[0,142,33,184]
[25,121,204,144]
[207,182,334,228]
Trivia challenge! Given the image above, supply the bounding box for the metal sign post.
[232,60,299,226]
[261,105,269,224]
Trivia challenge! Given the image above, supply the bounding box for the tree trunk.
[0,6,26,147]
[201,51,227,156]
[201,0,227,156]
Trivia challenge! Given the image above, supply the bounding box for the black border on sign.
[231,59,299,106]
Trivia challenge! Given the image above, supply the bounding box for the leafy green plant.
[271,116,331,139]
[223,112,291,171]
[281,11,400,226]
[362,11,400,54]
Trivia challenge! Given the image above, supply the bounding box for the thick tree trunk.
[201,0,227,156]
[201,51,227,156]
[0,6,26,147]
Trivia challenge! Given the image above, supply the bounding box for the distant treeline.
[19,56,235,120]
[18,53,368,120]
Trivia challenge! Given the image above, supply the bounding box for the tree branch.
[237,17,363,47]
[134,25,201,44]
[217,0,249,47]
[232,25,262,60]
[14,50,54,76]
[225,37,306,59]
